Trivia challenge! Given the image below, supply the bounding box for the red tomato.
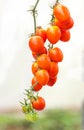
[53,17,74,31]
[32,96,45,110]
[32,61,39,75]
[29,36,44,52]
[32,46,47,59]
[38,46,47,55]
[31,76,43,91]
[46,25,61,44]
[53,3,70,23]
[60,17,74,30]
[36,69,49,85]
[37,54,51,70]
[49,47,63,62]
[32,51,38,59]
[60,30,70,42]
[48,62,59,78]
[47,76,57,86]
[36,27,47,42]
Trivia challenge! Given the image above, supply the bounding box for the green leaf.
[25,112,38,122]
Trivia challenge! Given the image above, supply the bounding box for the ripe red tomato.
[49,47,63,62]
[53,17,74,31]
[46,25,61,44]
[31,76,43,91]
[36,69,49,85]
[32,46,47,59]
[53,3,70,23]
[38,46,47,55]
[37,54,51,70]
[47,76,57,86]
[60,17,74,30]
[60,30,70,42]
[48,61,59,78]
[31,96,45,110]
[29,36,44,52]
[32,61,39,75]
[36,27,47,42]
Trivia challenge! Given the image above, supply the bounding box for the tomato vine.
[20,0,74,122]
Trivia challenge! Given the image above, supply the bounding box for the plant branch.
[56,0,59,4]
[32,0,40,34]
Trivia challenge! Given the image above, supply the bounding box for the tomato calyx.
[20,87,39,121]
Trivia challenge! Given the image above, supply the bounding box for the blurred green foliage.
[0,109,81,130]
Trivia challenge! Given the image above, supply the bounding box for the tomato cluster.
[21,1,74,121]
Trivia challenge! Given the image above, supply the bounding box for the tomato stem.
[32,0,40,34]
[56,0,59,4]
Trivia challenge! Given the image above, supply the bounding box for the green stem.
[32,0,40,34]
[33,0,40,10]
[32,11,37,34]
[56,0,59,3]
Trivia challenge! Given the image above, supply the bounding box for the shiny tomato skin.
[36,27,47,42]
[36,69,49,85]
[38,46,47,55]
[32,51,38,59]
[29,36,44,52]
[53,3,70,23]
[46,25,61,44]
[49,47,63,62]
[60,17,74,30]
[53,17,74,31]
[47,76,57,86]
[32,46,47,60]
[32,61,39,75]
[48,62,59,78]
[60,30,70,42]
[37,54,51,70]
[32,96,45,110]
[31,76,43,91]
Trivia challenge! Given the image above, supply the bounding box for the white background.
[0,0,84,111]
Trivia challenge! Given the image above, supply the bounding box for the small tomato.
[53,3,70,23]
[36,69,49,85]
[29,36,44,52]
[32,96,45,110]
[31,76,43,91]
[46,25,61,44]
[47,76,57,86]
[49,47,63,62]
[37,54,51,70]
[36,27,47,42]
[48,61,59,78]
[60,30,70,42]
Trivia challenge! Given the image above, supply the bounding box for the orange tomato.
[46,25,61,44]
[36,27,47,42]
[32,96,45,110]
[49,47,63,62]
[32,61,39,75]
[31,76,43,91]
[29,36,44,52]
[36,69,49,85]
[47,76,57,86]
[37,54,51,70]
[32,46,47,59]
[53,16,74,31]
[60,30,70,42]
[60,17,74,30]
[48,61,59,78]
[53,3,70,23]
